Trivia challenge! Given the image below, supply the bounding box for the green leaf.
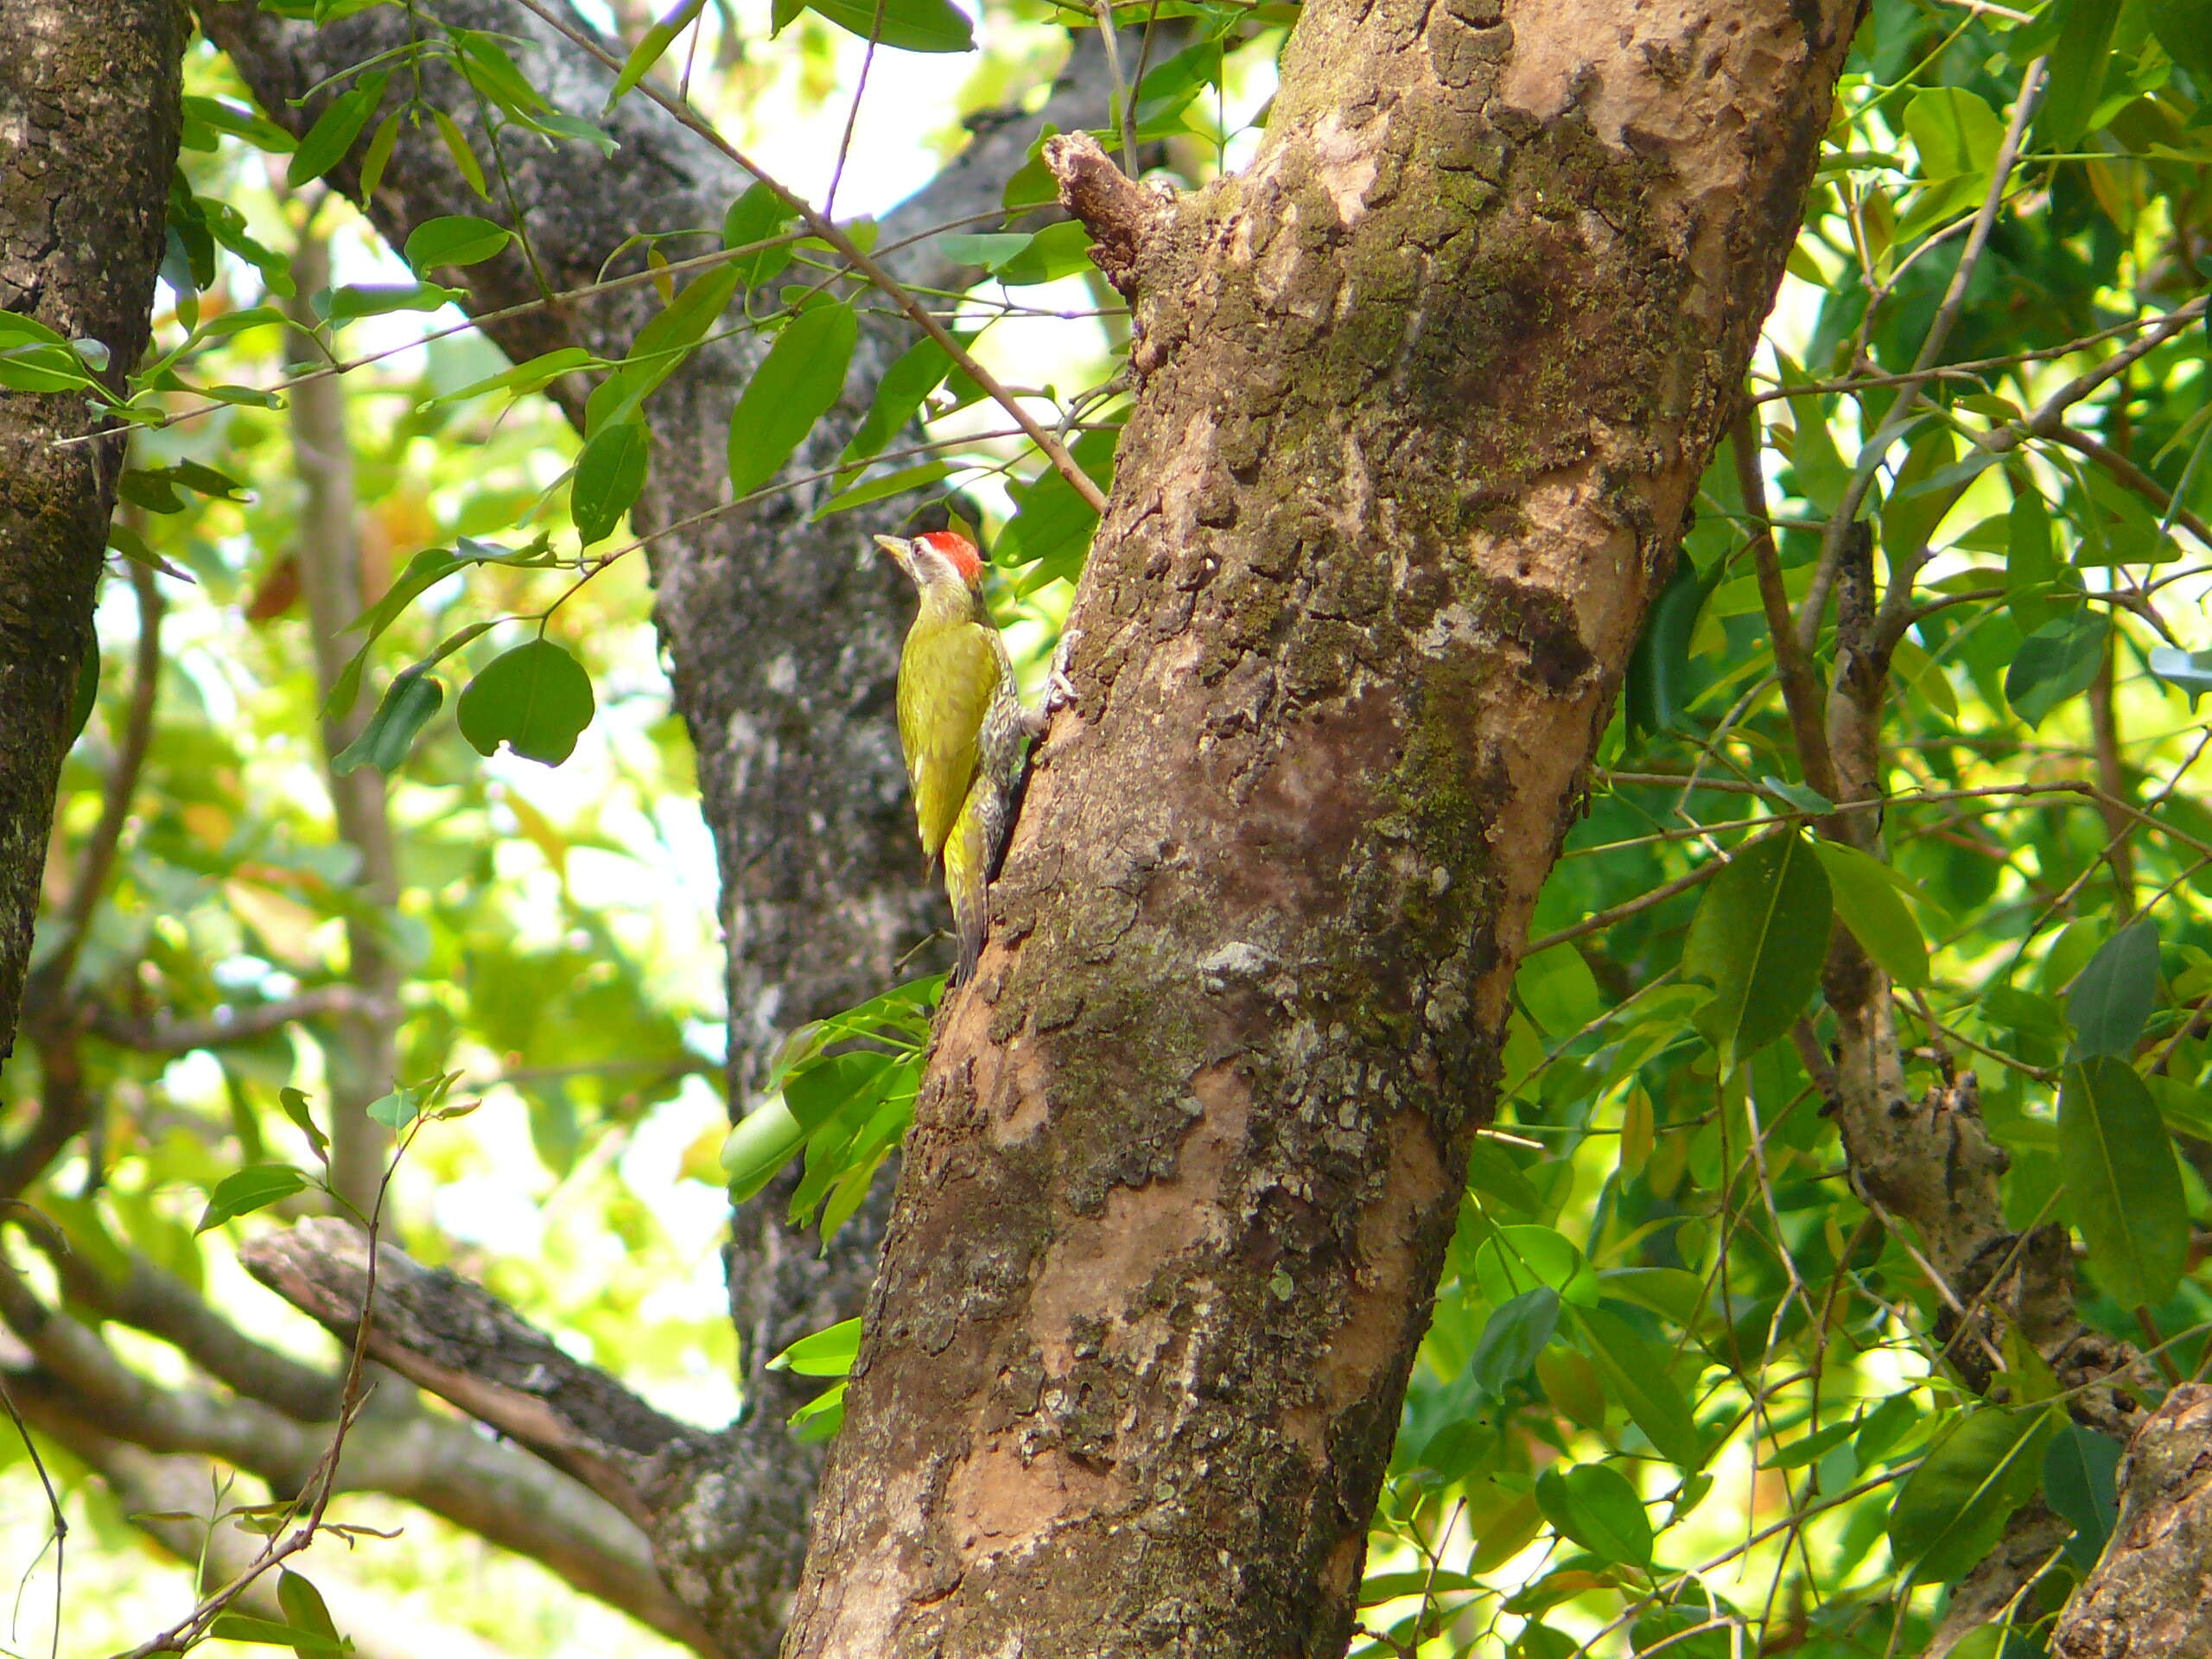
[573,416,651,546]
[2067,921,2160,1058]
[327,545,471,717]
[431,107,488,199]
[1472,1225,1599,1308]
[1471,1287,1560,1397]
[768,1316,861,1376]
[721,1095,807,1201]
[1887,1406,2059,1585]
[1465,1141,1546,1218]
[587,264,745,435]
[840,334,957,467]
[2044,1423,2121,1572]
[995,219,1096,286]
[2149,645,2212,708]
[2005,612,2108,726]
[2059,1057,2188,1307]
[1810,841,1928,988]
[331,668,444,776]
[1878,424,1957,567]
[68,633,99,746]
[797,0,974,53]
[195,1165,310,1233]
[181,95,297,154]
[1904,87,2004,183]
[421,345,598,410]
[813,461,951,520]
[787,1376,845,1440]
[456,639,597,766]
[1683,830,1833,1072]
[368,1085,422,1129]
[1624,551,1714,736]
[321,283,468,323]
[205,1614,346,1651]
[726,302,859,496]
[276,1570,346,1659]
[1516,944,1599,1035]
[1535,1461,1653,1567]
[287,71,391,188]
[608,0,709,105]
[404,213,514,271]
[0,311,66,350]
[937,232,1033,270]
[277,1087,329,1165]
[783,1049,900,1135]
[721,181,798,289]
[1567,1301,1705,1470]
[358,109,402,200]
[2037,0,2122,149]
[2145,0,2212,82]
[2005,485,2061,633]
[0,342,99,393]
[996,426,1117,589]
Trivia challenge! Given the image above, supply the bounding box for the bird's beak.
[873,534,912,568]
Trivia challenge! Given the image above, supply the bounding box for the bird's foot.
[1042,627,1084,717]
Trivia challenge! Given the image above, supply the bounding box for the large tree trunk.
[784,1,1861,1652]
[0,0,186,1067]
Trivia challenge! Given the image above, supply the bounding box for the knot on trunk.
[1043,131,1173,300]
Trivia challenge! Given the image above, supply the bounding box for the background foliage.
[3,0,2209,1652]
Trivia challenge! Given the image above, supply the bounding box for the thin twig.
[506,0,1112,514]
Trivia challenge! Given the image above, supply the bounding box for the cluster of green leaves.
[1350,0,2212,1651]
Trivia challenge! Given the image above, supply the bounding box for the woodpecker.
[875,530,1041,987]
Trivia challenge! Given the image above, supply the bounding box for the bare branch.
[86,986,386,1054]
[239,1218,713,1530]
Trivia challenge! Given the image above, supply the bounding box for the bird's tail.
[944,788,994,987]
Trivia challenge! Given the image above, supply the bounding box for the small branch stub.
[1043,131,1171,300]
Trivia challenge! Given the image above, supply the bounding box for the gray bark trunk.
[784,1,1862,1652]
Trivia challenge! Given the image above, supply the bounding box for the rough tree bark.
[0,0,187,1066]
[783,1,1862,1652]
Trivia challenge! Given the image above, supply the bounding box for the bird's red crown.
[915,530,982,584]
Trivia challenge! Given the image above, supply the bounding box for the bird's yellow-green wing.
[896,620,1001,863]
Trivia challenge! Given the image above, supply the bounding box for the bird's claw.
[1042,627,1084,716]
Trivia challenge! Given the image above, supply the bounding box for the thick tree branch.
[86,985,386,1053]
[2053,1386,2212,1657]
[241,1218,710,1525]
[0,1250,713,1649]
[0,0,188,1064]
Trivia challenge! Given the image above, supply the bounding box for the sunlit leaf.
[1535,1461,1653,1567]
[1810,841,1928,988]
[2059,1057,2188,1308]
[573,416,650,546]
[768,1316,861,1376]
[456,639,597,766]
[1566,1302,1704,1470]
[726,302,858,497]
[1683,830,1833,1072]
[287,71,391,188]
[2067,921,2159,1058]
[1888,1406,2059,1585]
[195,1165,310,1233]
[404,213,514,271]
